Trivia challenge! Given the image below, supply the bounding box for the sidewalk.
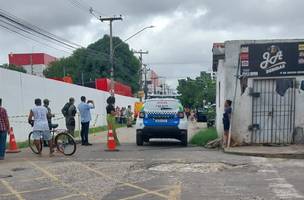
[224,145,304,159]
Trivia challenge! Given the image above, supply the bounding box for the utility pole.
[30,53,33,75]
[30,46,34,75]
[143,64,150,99]
[100,16,123,95]
[133,50,148,100]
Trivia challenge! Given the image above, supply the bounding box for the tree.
[44,35,141,93]
[177,72,216,108]
[0,63,27,73]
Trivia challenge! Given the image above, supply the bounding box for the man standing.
[126,105,133,128]
[223,100,232,147]
[43,99,54,147]
[28,98,53,156]
[78,96,94,146]
[62,98,77,137]
[0,98,10,160]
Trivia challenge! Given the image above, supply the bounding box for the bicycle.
[28,124,77,156]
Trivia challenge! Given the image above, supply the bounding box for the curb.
[224,149,304,159]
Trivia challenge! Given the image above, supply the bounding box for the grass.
[190,128,218,146]
[8,124,127,149]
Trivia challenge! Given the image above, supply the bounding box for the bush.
[190,128,218,146]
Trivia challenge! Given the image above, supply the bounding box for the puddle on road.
[148,162,246,173]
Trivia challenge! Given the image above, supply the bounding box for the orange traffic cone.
[105,125,119,151]
[6,127,21,153]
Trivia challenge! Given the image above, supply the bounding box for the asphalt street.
[0,124,304,200]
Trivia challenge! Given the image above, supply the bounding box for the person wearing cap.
[0,98,10,160]
[43,99,54,147]
[62,98,77,137]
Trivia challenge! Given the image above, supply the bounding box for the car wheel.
[181,131,188,146]
[136,131,144,146]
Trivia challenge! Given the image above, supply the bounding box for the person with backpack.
[62,97,77,137]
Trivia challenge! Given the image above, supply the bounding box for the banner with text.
[240,42,304,77]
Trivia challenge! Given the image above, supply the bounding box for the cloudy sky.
[1,0,304,88]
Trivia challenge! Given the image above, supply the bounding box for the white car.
[135,98,188,146]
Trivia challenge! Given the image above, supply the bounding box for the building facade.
[213,40,304,145]
[8,53,57,77]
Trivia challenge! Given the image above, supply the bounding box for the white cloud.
[1,0,304,90]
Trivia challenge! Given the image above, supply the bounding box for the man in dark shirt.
[106,96,120,145]
[0,98,10,160]
[43,99,54,147]
[223,100,232,147]
[62,98,77,137]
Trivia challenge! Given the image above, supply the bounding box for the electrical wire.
[0,19,76,52]
[0,9,116,61]
[0,23,73,54]
[66,0,108,19]
[0,9,82,49]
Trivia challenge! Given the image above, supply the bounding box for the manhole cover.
[148,163,243,173]
[11,167,27,172]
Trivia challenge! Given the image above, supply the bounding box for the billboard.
[212,43,225,72]
[240,42,304,77]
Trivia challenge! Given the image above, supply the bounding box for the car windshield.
[144,100,181,111]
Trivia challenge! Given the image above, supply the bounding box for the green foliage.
[0,63,27,73]
[44,35,141,93]
[190,128,218,146]
[206,105,216,120]
[177,72,216,108]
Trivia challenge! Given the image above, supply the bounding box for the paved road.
[1,124,304,200]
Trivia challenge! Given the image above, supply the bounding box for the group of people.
[115,105,133,127]
[0,94,131,160]
[27,96,95,156]
[61,96,95,146]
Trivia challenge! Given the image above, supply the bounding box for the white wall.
[0,68,138,141]
[216,39,304,143]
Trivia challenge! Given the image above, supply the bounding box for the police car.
[135,98,188,146]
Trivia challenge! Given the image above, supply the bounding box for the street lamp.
[109,25,154,95]
[113,25,155,52]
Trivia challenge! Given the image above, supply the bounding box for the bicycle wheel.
[55,132,76,156]
[28,131,42,154]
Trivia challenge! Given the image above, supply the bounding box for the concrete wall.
[216,40,304,143]
[0,68,138,141]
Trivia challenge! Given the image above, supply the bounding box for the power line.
[0,9,82,49]
[0,9,116,60]
[0,23,73,54]
[66,0,108,19]
[0,19,76,52]
[0,11,79,49]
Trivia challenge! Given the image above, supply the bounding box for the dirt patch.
[148,162,246,173]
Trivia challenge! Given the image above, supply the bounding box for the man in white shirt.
[28,98,54,156]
